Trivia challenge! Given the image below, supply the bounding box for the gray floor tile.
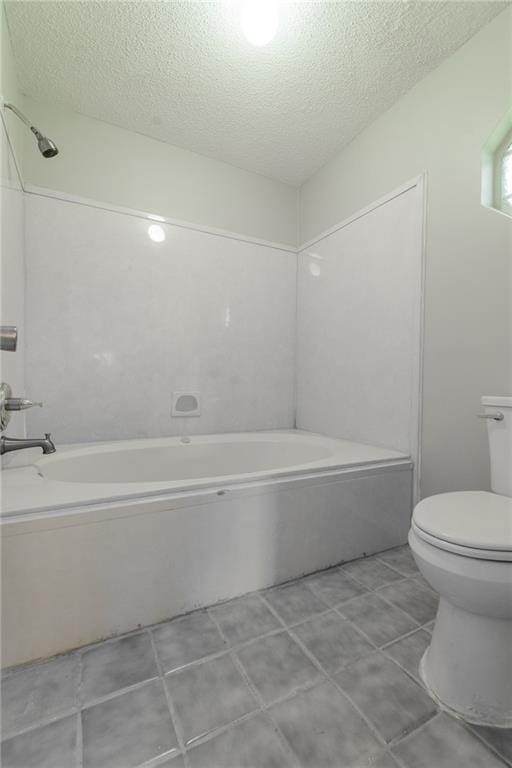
[371,753,401,768]
[414,574,438,593]
[81,632,158,704]
[385,629,431,680]
[236,631,322,704]
[306,568,367,606]
[1,715,77,768]
[152,610,226,673]
[341,557,404,589]
[209,594,280,645]
[293,611,374,674]
[1,654,79,737]
[377,545,419,576]
[264,580,326,624]
[393,713,506,768]
[155,757,185,768]
[270,680,381,768]
[335,753,400,768]
[377,579,439,625]
[187,713,292,768]
[335,653,437,743]
[82,679,178,768]
[471,724,512,766]
[339,593,418,646]
[166,654,257,744]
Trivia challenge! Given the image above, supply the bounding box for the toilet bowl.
[409,396,512,727]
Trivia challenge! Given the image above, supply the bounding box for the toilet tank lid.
[413,491,512,552]
[481,395,512,408]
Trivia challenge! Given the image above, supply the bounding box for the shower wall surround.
[25,194,296,443]
[21,180,423,453]
[0,122,25,442]
[296,181,424,468]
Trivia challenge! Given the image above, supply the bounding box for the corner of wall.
[1,1,25,185]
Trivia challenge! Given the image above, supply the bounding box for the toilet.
[409,395,512,727]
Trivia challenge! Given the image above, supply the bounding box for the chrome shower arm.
[3,102,59,158]
[4,102,35,130]
[5,103,43,140]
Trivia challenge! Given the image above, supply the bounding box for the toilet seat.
[412,491,512,562]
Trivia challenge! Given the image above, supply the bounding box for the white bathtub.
[1,430,412,666]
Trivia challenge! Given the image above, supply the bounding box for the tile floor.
[2,545,511,768]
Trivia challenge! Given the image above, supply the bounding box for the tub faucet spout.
[1,433,56,455]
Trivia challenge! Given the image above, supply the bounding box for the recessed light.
[240,0,279,47]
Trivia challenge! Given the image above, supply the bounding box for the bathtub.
[1,430,413,666]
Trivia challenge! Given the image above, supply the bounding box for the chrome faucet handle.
[0,326,17,352]
[477,411,504,421]
[5,398,43,411]
[1,383,44,432]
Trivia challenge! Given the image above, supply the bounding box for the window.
[498,136,512,216]
[482,110,512,219]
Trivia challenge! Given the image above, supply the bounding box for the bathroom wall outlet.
[171,391,201,417]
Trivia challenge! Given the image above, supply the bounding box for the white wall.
[2,0,297,249]
[1,5,25,443]
[0,136,24,442]
[19,98,298,248]
[297,182,423,481]
[25,193,296,444]
[299,9,512,498]
[0,3,24,166]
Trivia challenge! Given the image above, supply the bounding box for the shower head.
[31,127,59,158]
[3,103,59,158]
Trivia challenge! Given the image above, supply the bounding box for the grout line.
[284,624,389,751]
[305,570,371,605]
[385,708,439,747]
[182,709,262,752]
[374,563,418,580]
[379,623,431,651]
[256,591,432,757]
[230,655,303,768]
[227,659,304,767]
[139,750,186,768]
[75,711,83,768]
[79,674,162,711]
[333,596,421,646]
[147,630,187,765]
[341,570,412,591]
[363,589,424,629]
[276,605,335,631]
[330,607,381,651]
[205,610,301,767]
[388,710,443,749]
[391,746,412,768]
[468,727,512,768]
[0,708,81,742]
[257,592,296,630]
[75,652,83,768]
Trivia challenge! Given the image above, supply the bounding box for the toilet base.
[421,597,512,728]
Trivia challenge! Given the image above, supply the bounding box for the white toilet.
[409,395,512,727]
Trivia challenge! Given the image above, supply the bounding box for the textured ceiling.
[5,1,508,185]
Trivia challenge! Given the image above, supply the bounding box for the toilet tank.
[482,396,512,497]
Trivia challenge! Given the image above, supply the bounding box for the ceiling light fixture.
[240,0,279,47]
